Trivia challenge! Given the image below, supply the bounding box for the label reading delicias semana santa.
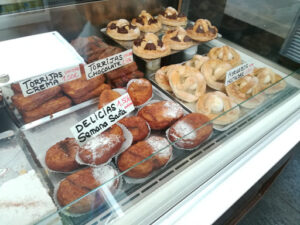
[84,49,133,80]
[19,66,81,97]
[70,92,134,143]
[225,63,254,86]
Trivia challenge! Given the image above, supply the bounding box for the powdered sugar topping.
[171,120,196,140]
[146,136,172,158]
[162,101,183,118]
[92,165,117,188]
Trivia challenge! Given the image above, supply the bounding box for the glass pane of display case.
[0,0,299,224]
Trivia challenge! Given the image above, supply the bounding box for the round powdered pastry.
[119,116,150,142]
[127,78,152,106]
[186,19,218,42]
[155,64,178,91]
[133,33,171,59]
[167,113,213,149]
[98,89,121,109]
[158,7,187,27]
[196,91,240,125]
[118,136,172,178]
[225,74,265,108]
[185,54,209,71]
[78,124,125,165]
[162,27,194,50]
[56,166,119,214]
[208,46,241,67]
[201,59,232,91]
[252,67,286,94]
[45,138,81,172]
[106,19,140,40]
[132,10,162,33]
[167,64,206,102]
[137,100,184,130]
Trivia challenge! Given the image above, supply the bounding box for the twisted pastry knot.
[201,59,232,91]
[168,65,206,102]
[208,46,241,67]
[132,10,161,33]
[185,55,209,70]
[253,67,286,94]
[225,75,265,108]
[196,91,240,125]
[187,19,218,42]
[155,64,178,91]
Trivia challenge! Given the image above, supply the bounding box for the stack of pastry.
[11,84,71,123]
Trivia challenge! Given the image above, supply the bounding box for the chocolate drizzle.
[108,23,117,30]
[136,17,144,25]
[129,23,137,29]
[183,35,192,42]
[117,26,128,34]
[144,43,156,50]
[196,26,205,33]
[148,18,158,25]
[157,40,163,47]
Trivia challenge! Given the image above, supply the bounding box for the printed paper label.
[19,65,81,97]
[70,92,134,144]
[84,49,133,80]
[225,63,254,86]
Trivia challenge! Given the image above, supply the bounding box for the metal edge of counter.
[108,88,300,225]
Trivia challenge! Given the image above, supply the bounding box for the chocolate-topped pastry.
[45,138,81,172]
[133,33,170,59]
[187,19,218,42]
[132,10,162,33]
[158,7,187,27]
[107,19,140,40]
[162,27,194,50]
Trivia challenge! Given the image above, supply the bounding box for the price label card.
[225,63,254,86]
[84,49,133,80]
[70,92,134,144]
[19,65,81,97]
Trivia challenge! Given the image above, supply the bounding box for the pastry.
[132,10,162,33]
[154,64,178,91]
[11,86,61,111]
[118,136,172,178]
[225,74,265,108]
[186,19,218,42]
[252,67,286,94]
[185,54,209,71]
[98,89,121,109]
[119,116,150,143]
[0,170,57,225]
[201,59,232,91]
[110,70,144,88]
[133,33,171,59]
[208,46,241,67]
[105,62,138,80]
[137,100,184,130]
[167,65,206,102]
[196,91,240,125]
[45,138,81,172]
[127,78,152,106]
[72,83,111,104]
[57,166,119,214]
[78,124,125,165]
[162,27,194,50]
[158,7,187,27]
[106,19,140,40]
[22,96,72,123]
[167,113,213,149]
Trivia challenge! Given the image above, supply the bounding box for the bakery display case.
[0,0,299,225]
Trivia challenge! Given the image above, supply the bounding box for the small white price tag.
[84,49,133,80]
[19,65,81,97]
[225,63,254,86]
[70,92,134,144]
